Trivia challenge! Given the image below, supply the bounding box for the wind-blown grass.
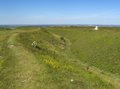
[49,27,120,76]
[0,27,119,89]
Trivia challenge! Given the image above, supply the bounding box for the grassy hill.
[0,27,120,89]
[49,27,120,75]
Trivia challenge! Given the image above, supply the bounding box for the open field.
[49,27,120,75]
[0,26,120,89]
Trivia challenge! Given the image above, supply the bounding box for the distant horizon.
[0,24,120,26]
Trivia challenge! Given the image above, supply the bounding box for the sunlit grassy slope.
[0,27,119,89]
[49,27,120,76]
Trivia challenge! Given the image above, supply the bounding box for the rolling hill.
[0,26,120,89]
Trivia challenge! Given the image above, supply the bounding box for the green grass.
[49,27,120,76]
[0,30,12,70]
[0,27,119,89]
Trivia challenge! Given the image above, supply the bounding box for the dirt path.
[0,32,42,89]
[0,29,120,89]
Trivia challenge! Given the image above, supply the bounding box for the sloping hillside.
[0,27,119,89]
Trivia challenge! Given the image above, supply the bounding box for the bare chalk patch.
[8,44,15,49]
[0,56,3,59]
[32,41,37,47]
[70,79,74,82]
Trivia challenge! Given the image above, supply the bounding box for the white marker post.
[94,26,98,30]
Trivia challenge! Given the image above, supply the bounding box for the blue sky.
[0,0,120,25]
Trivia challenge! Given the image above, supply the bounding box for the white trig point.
[94,26,98,30]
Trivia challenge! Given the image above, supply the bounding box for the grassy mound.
[16,28,117,89]
[0,27,119,89]
[49,27,120,77]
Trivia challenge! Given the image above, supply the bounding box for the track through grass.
[0,31,45,89]
[0,27,119,89]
